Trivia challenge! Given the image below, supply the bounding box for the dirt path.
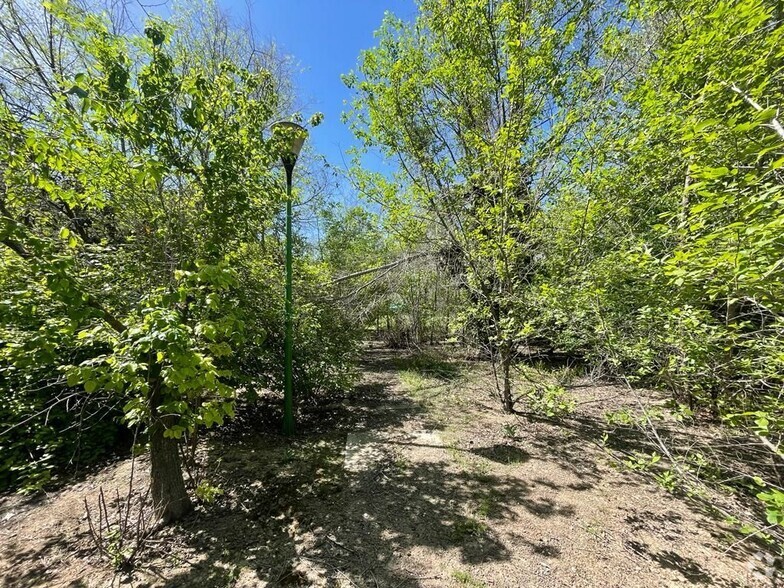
[299,348,772,587]
[0,346,777,587]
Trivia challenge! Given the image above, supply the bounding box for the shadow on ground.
[135,348,772,587]
[508,401,771,585]
[131,347,584,587]
[0,535,91,588]
[1,346,774,587]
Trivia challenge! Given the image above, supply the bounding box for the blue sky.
[220,0,417,172]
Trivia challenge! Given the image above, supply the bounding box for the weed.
[472,459,492,476]
[667,401,695,423]
[655,469,679,492]
[501,423,519,440]
[400,369,432,393]
[84,485,155,571]
[452,570,486,587]
[399,352,461,380]
[581,520,604,538]
[605,406,665,427]
[624,450,661,472]
[476,491,500,519]
[758,488,784,525]
[553,364,580,387]
[446,441,471,469]
[195,480,224,504]
[527,384,575,418]
[452,517,487,539]
[605,407,636,426]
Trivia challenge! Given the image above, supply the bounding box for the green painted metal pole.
[271,120,305,437]
[283,162,295,436]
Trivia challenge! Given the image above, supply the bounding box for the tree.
[0,1,281,521]
[532,0,784,410]
[345,0,622,411]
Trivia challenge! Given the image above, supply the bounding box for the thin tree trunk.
[680,160,692,229]
[501,344,513,413]
[716,295,741,419]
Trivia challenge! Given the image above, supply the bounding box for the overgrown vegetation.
[0,0,356,518]
[345,0,784,544]
[1,0,784,577]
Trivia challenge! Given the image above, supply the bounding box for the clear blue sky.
[221,0,417,171]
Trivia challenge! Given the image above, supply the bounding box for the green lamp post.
[271,120,307,436]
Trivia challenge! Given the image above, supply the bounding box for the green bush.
[526,384,575,419]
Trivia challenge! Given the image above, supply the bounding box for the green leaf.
[163,425,185,439]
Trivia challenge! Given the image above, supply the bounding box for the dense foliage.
[346,0,634,410]
[0,0,357,517]
[534,0,784,419]
[346,0,784,525]
[1,0,783,541]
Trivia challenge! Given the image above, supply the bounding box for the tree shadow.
[516,536,562,558]
[513,401,776,576]
[0,533,93,588]
[625,540,715,584]
[1,346,770,587]
[337,459,525,570]
[469,443,530,464]
[508,411,612,485]
[128,347,582,587]
[164,347,778,587]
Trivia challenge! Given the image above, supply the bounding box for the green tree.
[536,0,784,411]
[346,0,620,410]
[1,2,281,521]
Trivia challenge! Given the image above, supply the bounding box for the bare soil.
[0,346,779,587]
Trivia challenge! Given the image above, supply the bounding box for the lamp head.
[271,121,308,168]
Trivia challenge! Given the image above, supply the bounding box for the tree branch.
[0,236,127,333]
[727,82,784,141]
[326,252,429,285]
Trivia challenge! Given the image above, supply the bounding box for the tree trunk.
[147,376,191,524]
[149,416,192,524]
[715,295,741,419]
[500,344,513,413]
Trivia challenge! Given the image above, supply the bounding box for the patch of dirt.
[0,458,144,588]
[0,345,779,587]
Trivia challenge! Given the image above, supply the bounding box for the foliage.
[195,480,224,504]
[345,0,624,410]
[758,489,784,526]
[532,0,784,421]
[623,451,661,472]
[452,570,487,588]
[318,204,463,347]
[0,3,272,504]
[525,384,575,419]
[2,0,783,547]
[501,423,520,440]
[0,260,124,490]
[0,0,358,512]
[347,0,784,537]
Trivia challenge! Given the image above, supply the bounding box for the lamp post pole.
[271,121,307,437]
[282,158,295,436]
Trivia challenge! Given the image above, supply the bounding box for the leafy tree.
[534,0,784,415]
[346,0,622,410]
[0,0,359,517]
[0,1,281,520]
